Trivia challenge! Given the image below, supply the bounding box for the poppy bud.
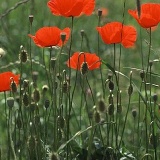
[19,49,28,63]
[33,88,40,103]
[10,79,17,93]
[7,97,14,108]
[57,116,66,129]
[108,80,114,90]
[44,99,50,109]
[29,15,34,25]
[128,85,133,95]
[98,99,106,112]
[94,111,101,123]
[23,92,29,107]
[80,62,88,75]
[132,109,137,118]
[108,104,114,116]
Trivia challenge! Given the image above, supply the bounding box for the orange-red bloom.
[96,22,137,48]
[47,0,95,17]
[128,3,160,28]
[67,52,101,73]
[28,27,70,48]
[0,72,20,92]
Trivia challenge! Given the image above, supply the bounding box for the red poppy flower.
[96,22,137,48]
[28,27,70,48]
[0,72,20,92]
[128,3,160,28]
[67,52,101,74]
[47,0,95,17]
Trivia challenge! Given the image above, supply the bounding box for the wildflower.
[47,0,95,17]
[67,52,101,74]
[97,22,137,48]
[0,72,20,92]
[128,3,160,28]
[28,27,70,48]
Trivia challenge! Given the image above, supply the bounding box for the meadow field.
[0,0,160,159]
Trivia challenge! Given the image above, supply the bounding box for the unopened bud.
[81,62,88,75]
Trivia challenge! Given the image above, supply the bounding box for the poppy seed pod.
[19,49,28,63]
[108,104,114,116]
[23,92,29,107]
[128,85,133,95]
[81,62,88,75]
[23,79,29,89]
[98,9,102,17]
[94,111,101,123]
[57,116,66,129]
[80,30,85,37]
[108,93,114,104]
[152,94,158,103]
[98,99,106,112]
[60,32,66,43]
[10,80,17,93]
[132,109,137,118]
[49,152,59,160]
[42,85,49,94]
[44,99,50,109]
[7,97,14,108]
[29,15,34,25]
[140,70,145,80]
[33,88,40,103]
[108,80,114,90]
[16,116,22,129]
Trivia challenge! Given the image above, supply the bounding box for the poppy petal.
[0,72,20,92]
[122,26,137,48]
[67,52,101,71]
[83,0,95,15]
[28,27,70,48]
[128,3,160,28]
